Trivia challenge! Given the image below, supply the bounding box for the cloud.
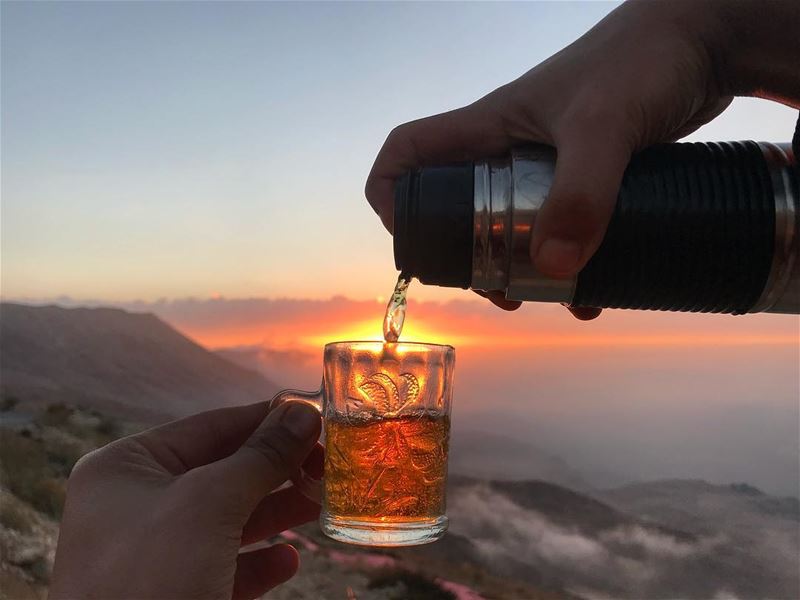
[457,486,608,564]
[712,591,742,600]
[600,525,699,558]
[448,481,800,598]
[447,483,726,598]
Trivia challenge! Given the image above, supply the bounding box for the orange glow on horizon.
[139,294,797,356]
[170,306,798,352]
[300,319,473,348]
[299,323,797,351]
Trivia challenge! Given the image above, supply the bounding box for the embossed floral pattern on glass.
[324,372,449,520]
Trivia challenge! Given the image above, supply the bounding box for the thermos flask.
[393,140,799,314]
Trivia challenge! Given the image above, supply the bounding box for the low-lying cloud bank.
[448,482,798,599]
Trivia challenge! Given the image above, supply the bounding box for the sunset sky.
[2,2,798,494]
[2,1,798,302]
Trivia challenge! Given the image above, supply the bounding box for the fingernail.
[536,238,582,276]
[276,402,319,440]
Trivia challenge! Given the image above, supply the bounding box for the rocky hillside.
[0,303,278,423]
[0,403,140,599]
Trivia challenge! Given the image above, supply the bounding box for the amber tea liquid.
[324,412,450,521]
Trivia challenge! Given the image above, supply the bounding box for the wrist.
[702,0,800,105]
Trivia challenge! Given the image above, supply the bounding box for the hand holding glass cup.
[269,341,455,546]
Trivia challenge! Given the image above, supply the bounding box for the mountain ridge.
[0,303,278,422]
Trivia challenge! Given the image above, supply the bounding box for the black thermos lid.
[393,163,474,288]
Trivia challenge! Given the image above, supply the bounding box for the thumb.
[203,401,321,512]
[531,131,631,279]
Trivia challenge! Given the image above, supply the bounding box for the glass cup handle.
[268,387,323,503]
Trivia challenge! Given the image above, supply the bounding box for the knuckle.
[496,83,549,141]
[364,176,376,200]
[385,123,411,149]
[67,446,108,485]
[69,451,100,481]
[68,437,147,483]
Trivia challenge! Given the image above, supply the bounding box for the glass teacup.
[270,341,455,547]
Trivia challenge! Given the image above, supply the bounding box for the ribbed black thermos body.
[393,140,799,315]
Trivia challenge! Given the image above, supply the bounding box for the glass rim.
[324,340,455,351]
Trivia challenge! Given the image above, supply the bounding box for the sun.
[301,319,469,348]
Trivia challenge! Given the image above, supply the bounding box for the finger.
[232,544,299,600]
[669,96,733,141]
[303,442,324,480]
[130,402,272,475]
[206,401,321,510]
[366,102,515,231]
[567,306,603,321]
[474,290,522,311]
[531,130,631,279]
[242,486,321,545]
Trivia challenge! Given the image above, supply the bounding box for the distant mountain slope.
[449,430,590,490]
[599,479,800,599]
[445,476,799,599]
[0,303,278,422]
[601,478,800,526]
[484,479,693,540]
